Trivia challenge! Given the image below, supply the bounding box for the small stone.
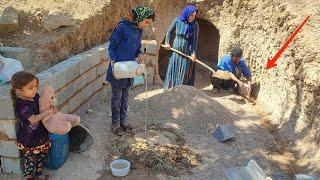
[294,174,318,180]
[272,172,289,180]
[86,109,93,113]
[42,11,75,31]
[97,169,104,174]
[213,124,236,142]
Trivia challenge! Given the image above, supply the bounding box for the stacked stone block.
[0,43,109,174]
[0,40,158,174]
[141,40,158,85]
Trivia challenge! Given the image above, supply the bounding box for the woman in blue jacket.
[106,5,155,135]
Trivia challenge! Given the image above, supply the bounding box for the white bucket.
[110,159,130,177]
[113,61,145,79]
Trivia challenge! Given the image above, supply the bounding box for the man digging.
[210,47,253,96]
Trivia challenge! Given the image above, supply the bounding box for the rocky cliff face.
[195,0,320,171]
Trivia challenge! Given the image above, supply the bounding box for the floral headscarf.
[132,5,155,24]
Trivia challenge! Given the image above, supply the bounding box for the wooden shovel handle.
[161,45,216,74]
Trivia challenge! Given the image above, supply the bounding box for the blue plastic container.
[0,74,7,85]
[45,133,69,169]
[133,75,145,87]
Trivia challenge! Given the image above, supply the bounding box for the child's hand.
[45,107,53,114]
[110,60,116,67]
[52,106,58,114]
[45,106,57,115]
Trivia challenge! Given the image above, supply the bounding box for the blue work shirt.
[217,55,251,78]
[106,20,142,88]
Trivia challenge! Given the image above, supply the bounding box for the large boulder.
[42,11,75,31]
[0,6,19,34]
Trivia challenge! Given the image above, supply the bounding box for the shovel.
[161,45,235,81]
[161,44,216,74]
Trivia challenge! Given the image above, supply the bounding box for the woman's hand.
[137,54,145,64]
[162,44,171,50]
[190,54,196,62]
[110,60,116,67]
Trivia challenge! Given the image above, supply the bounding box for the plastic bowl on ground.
[110,159,130,177]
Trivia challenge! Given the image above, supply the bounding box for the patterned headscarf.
[179,5,198,52]
[179,5,197,22]
[132,5,155,24]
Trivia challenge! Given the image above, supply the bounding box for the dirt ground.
[1,46,317,179]
[1,69,318,179]
[1,0,319,179]
[63,83,295,179]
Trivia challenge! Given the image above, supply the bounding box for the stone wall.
[0,40,157,174]
[0,43,109,173]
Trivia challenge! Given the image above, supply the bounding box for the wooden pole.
[161,45,216,74]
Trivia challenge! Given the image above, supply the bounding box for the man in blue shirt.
[210,47,252,96]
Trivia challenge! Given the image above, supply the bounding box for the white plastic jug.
[0,55,23,84]
[113,61,146,79]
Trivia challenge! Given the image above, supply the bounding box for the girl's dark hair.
[10,71,39,107]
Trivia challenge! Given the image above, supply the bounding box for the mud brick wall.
[0,43,109,174]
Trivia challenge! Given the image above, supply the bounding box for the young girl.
[106,5,155,136]
[11,71,54,180]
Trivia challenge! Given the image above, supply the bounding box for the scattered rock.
[213,124,236,142]
[42,11,75,31]
[0,6,19,33]
[272,172,289,180]
[96,169,104,174]
[86,109,93,113]
[294,174,318,180]
[225,159,272,180]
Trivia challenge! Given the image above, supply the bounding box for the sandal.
[37,174,49,180]
[120,124,133,134]
[26,176,34,180]
[112,127,124,136]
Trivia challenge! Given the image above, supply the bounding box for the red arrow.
[266,16,310,69]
